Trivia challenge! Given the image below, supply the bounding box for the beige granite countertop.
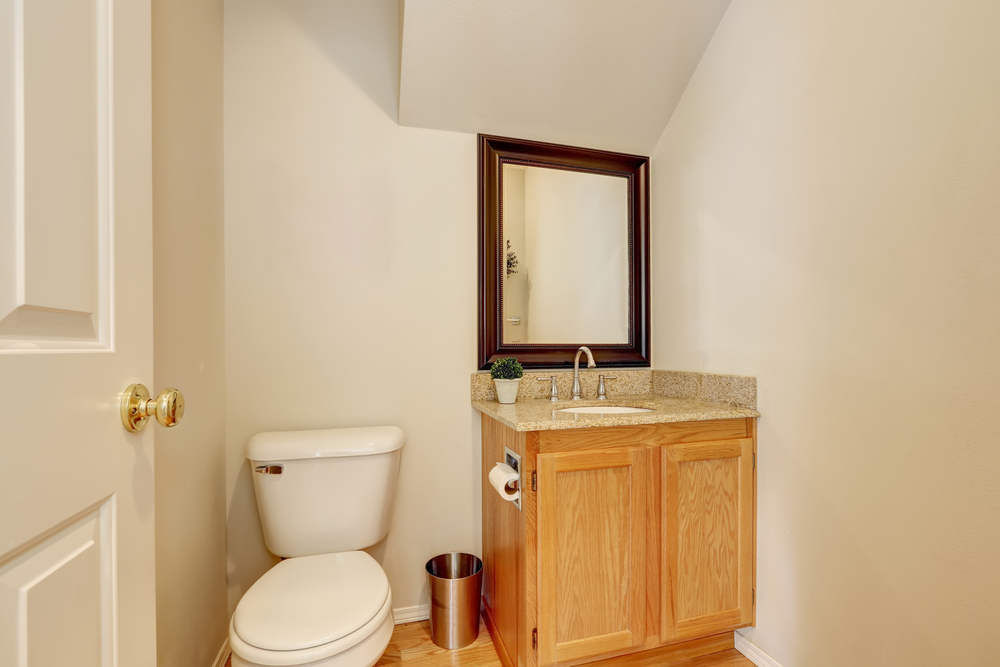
[472,394,759,432]
[471,369,760,432]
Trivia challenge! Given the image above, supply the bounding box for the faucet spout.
[571,346,596,400]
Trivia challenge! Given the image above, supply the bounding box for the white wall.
[152,0,229,664]
[523,167,629,343]
[224,0,479,616]
[651,1,1000,665]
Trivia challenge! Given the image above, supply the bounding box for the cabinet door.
[661,439,754,642]
[537,447,647,666]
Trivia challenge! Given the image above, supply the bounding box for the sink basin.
[557,406,652,415]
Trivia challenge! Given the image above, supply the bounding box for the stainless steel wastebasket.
[426,552,483,649]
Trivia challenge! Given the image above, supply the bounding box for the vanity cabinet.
[481,416,756,667]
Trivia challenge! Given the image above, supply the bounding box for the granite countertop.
[472,394,759,432]
[471,369,760,432]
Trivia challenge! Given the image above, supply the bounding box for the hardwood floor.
[666,649,756,667]
[376,620,500,667]
[224,621,755,667]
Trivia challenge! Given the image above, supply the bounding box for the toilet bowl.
[230,552,394,667]
[230,427,404,667]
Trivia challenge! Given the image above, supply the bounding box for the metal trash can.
[426,552,483,649]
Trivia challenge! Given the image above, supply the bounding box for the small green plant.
[490,357,524,380]
[506,240,519,276]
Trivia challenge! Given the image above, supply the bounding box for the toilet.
[229,426,404,667]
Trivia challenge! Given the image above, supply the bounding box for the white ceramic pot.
[493,378,521,404]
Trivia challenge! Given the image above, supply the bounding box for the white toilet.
[229,426,404,667]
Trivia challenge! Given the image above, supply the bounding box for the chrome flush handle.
[254,464,283,475]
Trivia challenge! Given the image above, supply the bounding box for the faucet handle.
[537,375,559,402]
[597,375,618,400]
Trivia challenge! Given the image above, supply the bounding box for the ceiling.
[398,0,732,156]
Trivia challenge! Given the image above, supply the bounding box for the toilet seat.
[230,552,394,667]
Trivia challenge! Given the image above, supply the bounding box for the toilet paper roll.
[489,463,520,502]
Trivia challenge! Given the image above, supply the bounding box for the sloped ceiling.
[398,0,731,155]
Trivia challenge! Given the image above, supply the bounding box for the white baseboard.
[393,604,430,624]
[212,637,231,667]
[734,631,783,667]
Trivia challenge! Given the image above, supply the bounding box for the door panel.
[0,0,114,350]
[0,499,114,667]
[661,439,753,642]
[0,0,154,665]
[537,448,647,666]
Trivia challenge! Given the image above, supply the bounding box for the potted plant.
[490,357,524,404]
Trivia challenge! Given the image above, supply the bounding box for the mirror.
[479,135,650,369]
[501,164,629,344]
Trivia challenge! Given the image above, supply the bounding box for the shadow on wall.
[279,0,401,123]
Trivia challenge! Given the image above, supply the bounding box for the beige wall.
[223,0,479,616]
[152,0,229,664]
[651,1,1000,665]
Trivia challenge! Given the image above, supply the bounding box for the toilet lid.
[234,551,389,651]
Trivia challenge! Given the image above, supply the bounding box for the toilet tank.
[247,426,404,558]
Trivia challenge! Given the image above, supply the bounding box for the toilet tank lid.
[247,426,404,462]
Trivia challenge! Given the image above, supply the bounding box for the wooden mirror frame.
[478,134,651,370]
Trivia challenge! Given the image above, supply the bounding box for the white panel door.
[0,0,155,665]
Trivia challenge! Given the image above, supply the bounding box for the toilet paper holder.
[503,447,521,510]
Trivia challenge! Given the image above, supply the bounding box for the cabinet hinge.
[752,453,756,470]
[531,471,537,491]
[532,628,537,650]
[752,589,755,605]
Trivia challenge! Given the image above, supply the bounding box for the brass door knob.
[121,384,185,432]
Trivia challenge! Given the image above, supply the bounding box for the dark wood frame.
[478,134,651,370]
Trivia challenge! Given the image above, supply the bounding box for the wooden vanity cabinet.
[481,416,756,667]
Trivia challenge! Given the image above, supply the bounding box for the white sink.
[557,406,652,415]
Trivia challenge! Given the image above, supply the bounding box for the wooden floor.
[376,621,754,667]
[375,620,499,667]
[225,621,754,667]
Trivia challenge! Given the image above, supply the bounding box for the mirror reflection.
[501,164,630,345]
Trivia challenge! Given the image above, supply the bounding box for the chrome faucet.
[571,346,596,400]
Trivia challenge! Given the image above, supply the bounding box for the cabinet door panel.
[537,448,647,666]
[662,439,753,642]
